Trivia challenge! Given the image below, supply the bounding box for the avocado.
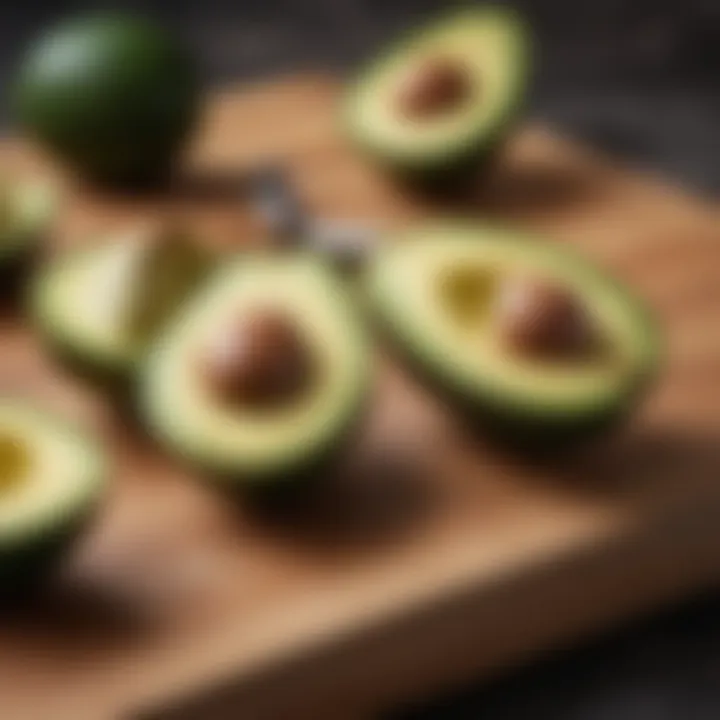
[366,224,660,449]
[344,7,530,189]
[140,255,370,491]
[14,12,199,187]
[0,400,105,594]
[0,179,55,296]
[31,223,210,388]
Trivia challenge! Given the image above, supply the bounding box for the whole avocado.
[14,12,200,186]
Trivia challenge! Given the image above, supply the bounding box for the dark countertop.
[3,2,720,718]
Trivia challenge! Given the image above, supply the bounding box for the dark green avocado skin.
[0,241,40,306]
[14,12,200,188]
[223,399,370,509]
[150,392,372,510]
[380,132,513,196]
[0,508,96,603]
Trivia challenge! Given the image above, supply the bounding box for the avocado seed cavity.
[0,432,31,493]
[493,275,601,361]
[396,55,472,120]
[200,309,315,410]
[439,266,497,326]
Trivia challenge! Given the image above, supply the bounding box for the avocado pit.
[396,55,472,120]
[494,275,601,361]
[200,309,315,410]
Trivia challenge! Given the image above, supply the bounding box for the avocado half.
[14,12,199,187]
[344,7,530,189]
[0,400,105,594]
[30,225,210,389]
[140,255,370,492]
[0,179,55,294]
[366,224,660,449]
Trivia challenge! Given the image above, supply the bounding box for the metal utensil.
[245,165,379,273]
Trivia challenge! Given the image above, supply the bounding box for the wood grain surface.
[0,76,719,720]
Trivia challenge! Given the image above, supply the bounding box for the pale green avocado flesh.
[345,7,529,171]
[0,180,55,266]
[366,224,660,438]
[140,256,370,484]
[31,227,209,379]
[0,400,105,582]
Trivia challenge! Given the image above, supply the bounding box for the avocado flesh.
[367,225,660,446]
[31,229,209,382]
[0,180,54,267]
[0,401,105,589]
[140,256,370,485]
[345,7,529,179]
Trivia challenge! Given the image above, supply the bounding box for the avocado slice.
[344,7,530,187]
[366,224,660,448]
[140,255,370,489]
[0,179,55,291]
[31,223,210,386]
[0,400,105,592]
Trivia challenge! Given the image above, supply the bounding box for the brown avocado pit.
[200,309,316,410]
[396,55,473,120]
[493,274,602,361]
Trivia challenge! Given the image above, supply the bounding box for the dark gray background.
[4,2,720,718]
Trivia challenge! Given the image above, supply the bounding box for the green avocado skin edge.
[28,258,137,399]
[0,405,107,602]
[137,256,373,501]
[364,227,662,454]
[0,510,96,602]
[374,309,660,454]
[343,6,532,191]
[197,396,372,510]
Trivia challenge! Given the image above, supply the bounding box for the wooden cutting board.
[1,76,720,720]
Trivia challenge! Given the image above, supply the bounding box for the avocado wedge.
[344,7,530,188]
[140,255,370,490]
[366,224,660,449]
[0,400,105,593]
[31,222,210,387]
[0,179,55,293]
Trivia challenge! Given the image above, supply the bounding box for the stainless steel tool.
[246,165,380,273]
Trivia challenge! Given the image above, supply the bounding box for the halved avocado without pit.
[366,224,661,449]
[31,222,211,388]
[0,400,105,594]
[344,6,530,189]
[140,255,370,492]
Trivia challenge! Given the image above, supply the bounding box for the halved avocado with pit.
[31,223,211,387]
[0,400,105,594]
[0,179,55,293]
[366,224,660,449]
[344,7,530,188]
[139,255,370,491]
